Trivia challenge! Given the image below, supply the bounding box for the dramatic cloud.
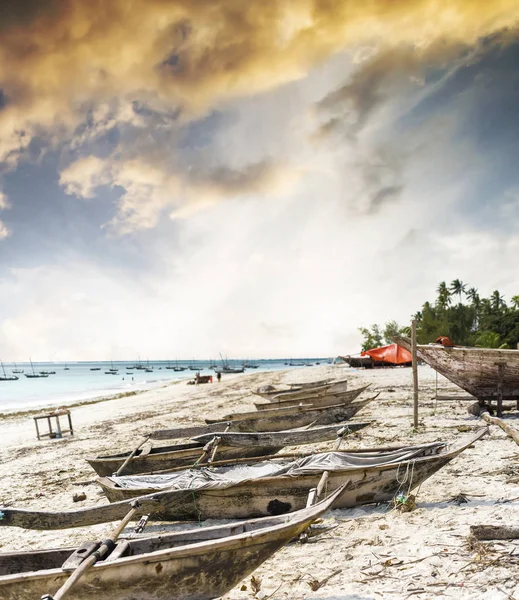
[0,1,517,210]
[1,1,519,358]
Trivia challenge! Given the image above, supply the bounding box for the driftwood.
[470,525,519,540]
[480,412,519,446]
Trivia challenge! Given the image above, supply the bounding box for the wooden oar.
[41,500,141,600]
[193,423,230,467]
[300,428,347,542]
[113,436,150,477]
[306,426,347,508]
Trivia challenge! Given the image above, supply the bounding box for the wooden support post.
[496,363,505,418]
[35,419,40,440]
[412,319,419,428]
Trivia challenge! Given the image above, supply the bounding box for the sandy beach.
[1,365,518,599]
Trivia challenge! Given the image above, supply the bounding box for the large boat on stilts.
[395,335,519,404]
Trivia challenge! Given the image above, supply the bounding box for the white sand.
[1,365,518,599]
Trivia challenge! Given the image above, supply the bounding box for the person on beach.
[217,371,221,382]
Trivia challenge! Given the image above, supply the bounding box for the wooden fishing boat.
[253,378,348,401]
[150,397,375,440]
[192,421,371,448]
[339,355,374,368]
[0,489,342,600]
[253,385,370,411]
[395,335,519,402]
[87,441,281,478]
[0,432,486,530]
[87,421,370,477]
[94,429,486,520]
[205,397,374,428]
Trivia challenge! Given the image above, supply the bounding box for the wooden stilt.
[496,362,505,418]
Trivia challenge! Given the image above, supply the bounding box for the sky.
[0,0,519,361]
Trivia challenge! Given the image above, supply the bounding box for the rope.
[191,491,203,526]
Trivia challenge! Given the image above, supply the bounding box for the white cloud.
[0,191,10,210]
[60,156,111,198]
[0,220,9,239]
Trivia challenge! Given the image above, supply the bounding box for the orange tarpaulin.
[361,343,412,365]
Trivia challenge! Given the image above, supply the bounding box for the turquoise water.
[0,359,331,413]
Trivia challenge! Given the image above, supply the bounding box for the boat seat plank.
[61,541,100,571]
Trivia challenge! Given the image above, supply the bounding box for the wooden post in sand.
[412,319,419,428]
[496,362,505,418]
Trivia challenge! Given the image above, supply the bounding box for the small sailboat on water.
[12,362,24,374]
[105,361,119,375]
[25,359,48,378]
[0,361,19,381]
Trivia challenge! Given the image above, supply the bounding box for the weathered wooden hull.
[97,430,486,520]
[395,335,519,400]
[253,385,370,411]
[87,442,282,477]
[339,355,374,368]
[0,490,341,600]
[204,397,374,431]
[253,379,348,401]
[192,421,371,448]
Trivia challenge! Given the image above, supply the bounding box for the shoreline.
[0,375,188,417]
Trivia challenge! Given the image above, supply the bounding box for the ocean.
[0,358,332,413]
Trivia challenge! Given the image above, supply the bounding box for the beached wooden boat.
[253,379,348,401]
[0,431,486,530]
[93,429,487,519]
[87,441,280,478]
[253,384,370,411]
[338,355,374,368]
[205,397,374,427]
[87,421,371,477]
[395,335,519,401]
[192,421,371,448]
[0,489,342,600]
[150,397,375,441]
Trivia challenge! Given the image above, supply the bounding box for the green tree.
[491,290,505,312]
[511,295,519,310]
[382,320,404,345]
[358,325,383,351]
[449,279,466,305]
[436,282,451,310]
[474,331,508,349]
[466,287,480,308]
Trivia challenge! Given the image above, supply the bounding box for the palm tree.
[436,281,451,310]
[449,279,466,305]
[466,287,480,307]
[511,295,519,310]
[491,290,505,311]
